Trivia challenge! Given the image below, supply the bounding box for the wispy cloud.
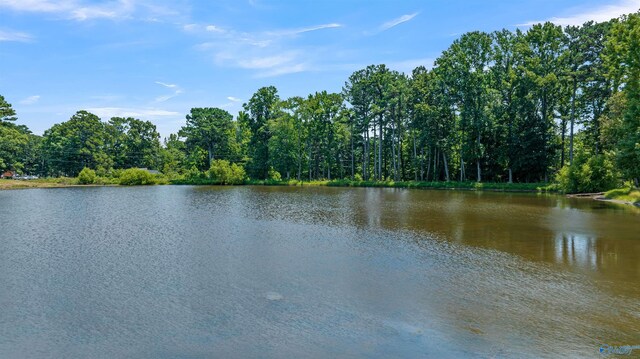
[0,28,33,42]
[0,0,180,22]
[380,13,418,31]
[0,0,72,13]
[518,0,640,27]
[227,96,241,102]
[267,23,342,36]
[155,81,178,89]
[19,95,40,105]
[154,81,183,102]
[206,25,225,33]
[187,22,342,77]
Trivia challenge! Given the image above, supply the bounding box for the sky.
[1,0,639,138]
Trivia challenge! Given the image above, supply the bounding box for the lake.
[0,186,638,358]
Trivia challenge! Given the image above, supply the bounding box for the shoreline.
[4,179,639,209]
[593,196,640,207]
[1,178,549,193]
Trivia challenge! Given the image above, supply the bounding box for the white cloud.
[183,23,198,32]
[268,23,342,36]
[85,107,180,119]
[189,22,342,77]
[154,81,183,102]
[380,13,418,31]
[205,25,225,33]
[19,95,40,105]
[155,81,178,88]
[0,0,179,22]
[237,53,298,69]
[0,29,33,42]
[255,63,308,78]
[518,0,640,27]
[227,96,241,102]
[0,0,73,13]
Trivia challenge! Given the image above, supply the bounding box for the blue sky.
[1,0,639,138]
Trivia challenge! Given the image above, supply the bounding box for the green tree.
[0,95,17,125]
[108,117,161,170]
[268,97,304,180]
[607,13,640,185]
[179,108,234,170]
[42,110,111,176]
[243,86,281,179]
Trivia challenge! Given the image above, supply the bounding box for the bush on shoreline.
[119,168,156,186]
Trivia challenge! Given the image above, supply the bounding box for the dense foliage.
[1,12,639,193]
[207,159,246,185]
[77,167,97,185]
[118,168,156,186]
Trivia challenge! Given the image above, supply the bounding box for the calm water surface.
[0,186,639,358]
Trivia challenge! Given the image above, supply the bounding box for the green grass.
[179,178,549,192]
[604,187,640,204]
[324,180,548,192]
[6,176,554,193]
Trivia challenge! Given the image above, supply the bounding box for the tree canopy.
[2,11,639,191]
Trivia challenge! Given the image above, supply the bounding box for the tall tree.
[607,13,640,185]
[244,86,281,179]
[179,107,234,170]
[109,117,161,169]
[42,111,111,176]
[0,95,17,125]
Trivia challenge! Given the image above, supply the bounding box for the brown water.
[0,186,638,358]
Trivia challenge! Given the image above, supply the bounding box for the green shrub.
[556,154,620,193]
[77,167,97,184]
[267,167,282,181]
[119,168,156,186]
[604,187,632,199]
[207,160,246,185]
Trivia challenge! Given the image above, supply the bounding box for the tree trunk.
[391,123,397,181]
[434,148,439,182]
[459,147,464,181]
[363,130,368,180]
[508,168,513,184]
[378,115,383,180]
[424,146,429,181]
[442,151,450,182]
[476,131,481,182]
[373,123,377,180]
[413,133,418,181]
[569,77,577,166]
[350,127,354,179]
[422,146,426,181]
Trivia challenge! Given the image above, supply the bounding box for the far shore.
[0,179,113,190]
[3,178,639,209]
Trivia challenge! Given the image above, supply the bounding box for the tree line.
[1,12,638,191]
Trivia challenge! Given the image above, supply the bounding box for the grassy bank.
[184,178,550,192]
[604,187,640,205]
[3,177,551,193]
[1,178,82,189]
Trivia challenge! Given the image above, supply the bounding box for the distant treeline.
[1,12,639,192]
